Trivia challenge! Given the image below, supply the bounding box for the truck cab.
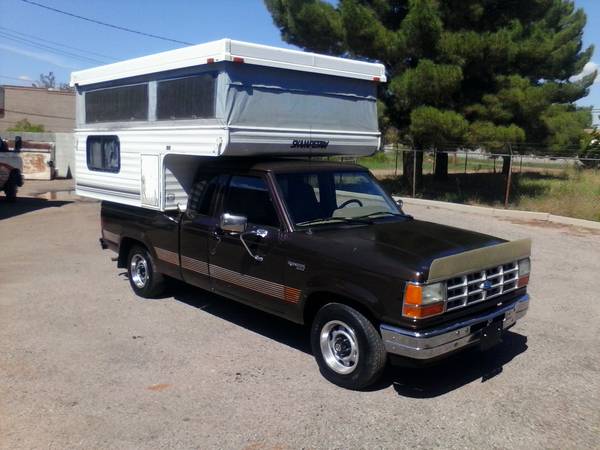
[101,158,531,389]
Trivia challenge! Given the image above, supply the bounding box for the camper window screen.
[156,74,216,120]
[86,136,120,173]
[85,84,148,123]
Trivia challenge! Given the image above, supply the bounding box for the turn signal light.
[518,274,530,288]
[402,282,446,319]
[403,302,444,319]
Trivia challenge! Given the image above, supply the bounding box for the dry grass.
[515,169,600,221]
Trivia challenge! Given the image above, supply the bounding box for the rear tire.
[4,171,19,202]
[311,303,387,390]
[127,245,166,298]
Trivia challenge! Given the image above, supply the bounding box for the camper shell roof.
[70,39,387,87]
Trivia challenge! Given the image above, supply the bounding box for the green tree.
[7,118,45,132]
[265,0,595,185]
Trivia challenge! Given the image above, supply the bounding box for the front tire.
[127,245,166,298]
[311,303,387,390]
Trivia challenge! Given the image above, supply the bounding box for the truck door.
[179,172,224,290]
[209,174,296,316]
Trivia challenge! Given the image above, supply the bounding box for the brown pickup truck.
[100,158,531,389]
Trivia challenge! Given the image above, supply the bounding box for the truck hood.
[298,218,505,280]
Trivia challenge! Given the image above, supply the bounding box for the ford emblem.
[481,280,493,291]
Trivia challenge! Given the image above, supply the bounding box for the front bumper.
[380,294,529,360]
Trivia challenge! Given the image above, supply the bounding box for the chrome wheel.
[319,320,359,374]
[130,253,149,289]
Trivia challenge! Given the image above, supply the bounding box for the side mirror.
[396,199,404,210]
[220,212,247,234]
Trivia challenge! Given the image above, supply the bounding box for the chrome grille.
[445,261,519,311]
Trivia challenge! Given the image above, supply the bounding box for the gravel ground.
[1,180,599,449]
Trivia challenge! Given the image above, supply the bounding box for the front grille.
[445,261,519,311]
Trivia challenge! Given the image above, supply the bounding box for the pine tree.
[265,0,595,185]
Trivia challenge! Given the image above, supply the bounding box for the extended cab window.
[223,176,279,228]
[187,172,221,217]
[86,136,120,173]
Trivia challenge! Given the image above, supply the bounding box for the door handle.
[240,229,268,262]
[209,229,222,255]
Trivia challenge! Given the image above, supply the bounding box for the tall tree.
[265,0,595,185]
[33,71,73,91]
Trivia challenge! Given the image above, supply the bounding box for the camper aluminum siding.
[72,39,386,210]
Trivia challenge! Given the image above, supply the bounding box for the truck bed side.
[100,201,182,280]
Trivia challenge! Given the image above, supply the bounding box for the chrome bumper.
[380,295,529,360]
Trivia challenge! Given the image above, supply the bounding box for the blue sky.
[1,0,599,112]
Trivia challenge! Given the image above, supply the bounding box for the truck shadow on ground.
[382,332,528,398]
[167,280,528,397]
[0,197,72,220]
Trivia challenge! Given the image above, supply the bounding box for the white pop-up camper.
[70,39,386,211]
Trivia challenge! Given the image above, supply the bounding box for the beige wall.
[0,85,75,133]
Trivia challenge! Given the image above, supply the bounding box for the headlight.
[518,258,530,276]
[518,258,531,287]
[403,282,446,319]
[422,283,446,304]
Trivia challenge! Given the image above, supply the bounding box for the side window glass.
[86,136,120,173]
[187,173,219,218]
[223,176,279,228]
[85,84,148,123]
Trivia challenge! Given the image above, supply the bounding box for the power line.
[0,31,108,65]
[0,75,32,83]
[0,26,118,62]
[21,0,193,46]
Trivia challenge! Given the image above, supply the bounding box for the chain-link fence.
[334,146,600,221]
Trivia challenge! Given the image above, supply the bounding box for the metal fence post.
[504,145,513,209]
[394,144,399,176]
[520,155,523,173]
[412,147,417,198]
[464,151,468,174]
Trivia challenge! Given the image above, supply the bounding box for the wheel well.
[303,291,378,327]
[117,237,145,268]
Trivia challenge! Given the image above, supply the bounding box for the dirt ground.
[1,180,599,449]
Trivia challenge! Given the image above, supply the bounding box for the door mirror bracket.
[240,229,268,262]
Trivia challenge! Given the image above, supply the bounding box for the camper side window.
[156,73,216,120]
[86,136,120,173]
[85,84,148,123]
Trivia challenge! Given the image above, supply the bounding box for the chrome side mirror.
[220,213,247,234]
[396,199,404,211]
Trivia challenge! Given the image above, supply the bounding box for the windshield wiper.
[296,216,372,227]
[354,211,404,219]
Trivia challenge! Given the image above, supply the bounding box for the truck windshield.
[275,170,401,227]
